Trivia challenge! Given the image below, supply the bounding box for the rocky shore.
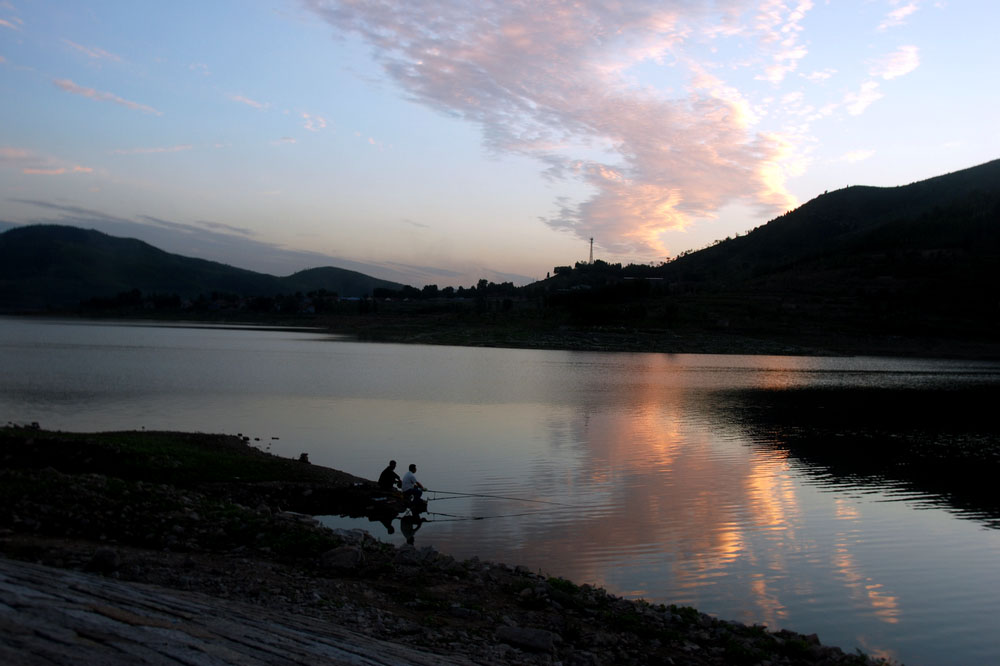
[1,427,893,665]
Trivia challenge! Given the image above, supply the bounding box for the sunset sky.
[2,1,997,287]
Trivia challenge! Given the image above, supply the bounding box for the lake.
[2,316,999,665]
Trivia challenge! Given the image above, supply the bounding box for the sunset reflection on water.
[4,319,1000,665]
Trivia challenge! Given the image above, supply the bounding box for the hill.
[515,159,999,353]
[663,158,1000,284]
[0,225,404,311]
[351,158,999,358]
[656,159,1000,342]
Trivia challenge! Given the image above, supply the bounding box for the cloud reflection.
[420,352,907,639]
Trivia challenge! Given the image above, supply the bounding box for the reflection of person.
[377,516,395,535]
[401,463,425,504]
[378,460,401,490]
[400,514,425,545]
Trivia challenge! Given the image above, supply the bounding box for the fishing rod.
[428,489,575,507]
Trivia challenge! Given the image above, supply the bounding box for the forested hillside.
[0,225,403,311]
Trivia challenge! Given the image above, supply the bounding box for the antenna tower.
[589,237,594,264]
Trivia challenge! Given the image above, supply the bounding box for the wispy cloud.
[844,80,883,116]
[53,78,161,114]
[112,145,193,155]
[63,39,121,62]
[199,220,255,236]
[305,0,805,256]
[804,68,836,82]
[301,112,327,131]
[879,1,919,31]
[1,146,94,175]
[754,0,814,84]
[0,5,22,31]
[841,149,875,163]
[230,94,268,109]
[272,136,297,145]
[136,215,254,238]
[21,165,93,175]
[870,45,919,79]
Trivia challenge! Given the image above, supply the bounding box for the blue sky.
[2,1,998,287]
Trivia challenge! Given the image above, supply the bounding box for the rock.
[394,544,421,565]
[330,527,370,544]
[320,546,365,570]
[495,625,559,652]
[84,547,120,573]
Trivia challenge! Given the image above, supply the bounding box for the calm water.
[2,316,999,665]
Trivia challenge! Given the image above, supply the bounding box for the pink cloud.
[879,1,919,31]
[844,81,883,116]
[53,78,161,114]
[305,0,800,257]
[301,112,328,131]
[230,94,268,109]
[112,145,193,155]
[870,45,919,80]
[0,15,22,30]
[22,166,93,175]
[63,39,121,62]
[753,1,813,84]
[1,146,93,175]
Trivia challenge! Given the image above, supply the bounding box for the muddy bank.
[1,427,893,665]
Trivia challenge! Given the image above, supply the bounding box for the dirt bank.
[1,427,893,665]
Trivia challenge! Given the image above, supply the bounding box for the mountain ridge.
[0,225,405,311]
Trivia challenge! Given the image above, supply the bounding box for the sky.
[2,1,998,287]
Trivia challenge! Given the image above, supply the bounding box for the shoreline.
[1,427,894,665]
[5,311,999,360]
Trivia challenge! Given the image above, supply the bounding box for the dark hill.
[665,158,1000,284]
[0,225,404,311]
[282,267,403,299]
[532,159,1000,353]
[661,160,1000,342]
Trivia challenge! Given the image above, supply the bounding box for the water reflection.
[4,318,1000,665]
[701,385,1000,528]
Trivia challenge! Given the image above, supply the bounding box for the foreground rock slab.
[0,557,471,665]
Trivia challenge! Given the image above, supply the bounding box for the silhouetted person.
[401,463,425,505]
[378,459,401,490]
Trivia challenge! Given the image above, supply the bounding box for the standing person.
[401,463,426,505]
[378,460,401,490]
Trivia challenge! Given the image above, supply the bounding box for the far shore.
[6,309,999,360]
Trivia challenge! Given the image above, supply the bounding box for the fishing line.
[428,489,574,507]
[424,509,564,522]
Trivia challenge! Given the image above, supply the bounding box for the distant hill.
[534,158,1000,348]
[0,225,405,311]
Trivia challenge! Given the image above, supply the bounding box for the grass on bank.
[0,427,359,488]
